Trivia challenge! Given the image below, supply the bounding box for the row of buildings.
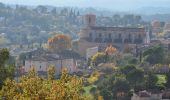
[15,14,170,76]
[15,14,147,74]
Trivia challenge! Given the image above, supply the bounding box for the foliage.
[0,67,88,100]
[91,52,108,66]
[120,65,136,75]
[0,49,15,88]
[98,74,130,100]
[105,45,117,55]
[48,34,71,51]
[166,71,170,88]
[0,48,9,66]
[121,65,144,88]
[143,45,165,64]
[87,71,101,84]
[145,72,159,89]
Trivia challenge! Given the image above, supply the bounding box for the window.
[89,17,91,23]
[99,33,102,38]
[128,34,131,39]
[138,34,141,39]
[89,33,92,38]
[119,34,122,38]
[108,33,111,38]
[40,65,42,69]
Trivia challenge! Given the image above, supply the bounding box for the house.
[23,49,81,74]
[24,55,77,74]
[131,90,162,100]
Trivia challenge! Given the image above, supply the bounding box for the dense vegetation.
[0,48,15,89]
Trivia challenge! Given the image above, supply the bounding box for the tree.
[48,34,71,52]
[121,65,144,89]
[126,68,144,88]
[143,45,165,64]
[0,48,9,66]
[166,71,170,88]
[0,67,88,100]
[91,52,108,66]
[120,65,136,75]
[0,49,15,88]
[145,71,158,89]
[98,74,130,100]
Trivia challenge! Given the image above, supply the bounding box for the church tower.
[84,14,96,27]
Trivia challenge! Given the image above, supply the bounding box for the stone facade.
[24,58,77,74]
[77,14,146,56]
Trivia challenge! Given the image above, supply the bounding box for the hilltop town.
[1,2,170,100]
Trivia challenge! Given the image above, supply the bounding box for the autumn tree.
[91,52,108,66]
[0,67,88,100]
[48,34,71,52]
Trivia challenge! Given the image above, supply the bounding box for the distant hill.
[135,7,170,15]
[142,14,170,22]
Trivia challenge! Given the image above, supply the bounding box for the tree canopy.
[0,67,88,100]
[143,45,165,64]
[48,34,71,52]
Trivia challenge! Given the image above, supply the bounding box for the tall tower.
[84,14,96,27]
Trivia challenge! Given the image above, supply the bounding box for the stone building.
[151,20,163,37]
[77,14,146,56]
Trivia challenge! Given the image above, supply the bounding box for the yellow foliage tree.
[91,52,107,66]
[0,67,88,100]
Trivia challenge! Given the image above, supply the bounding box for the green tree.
[143,45,165,64]
[166,71,170,88]
[121,65,144,89]
[120,65,136,75]
[0,49,15,88]
[145,72,158,89]
[0,48,9,66]
[126,68,144,88]
[98,74,130,100]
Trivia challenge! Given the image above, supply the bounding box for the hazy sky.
[0,0,170,11]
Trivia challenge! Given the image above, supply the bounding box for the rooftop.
[85,26,145,32]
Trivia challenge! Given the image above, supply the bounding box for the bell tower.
[84,14,96,27]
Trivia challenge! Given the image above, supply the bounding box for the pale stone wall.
[24,59,77,74]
